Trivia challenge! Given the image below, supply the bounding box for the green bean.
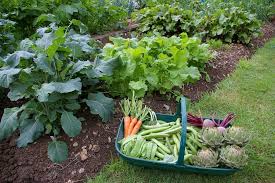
[155,151,165,159]
[184,154,193,161]
[151,138,171,154]
[142,122,176,129]
[186,141,197,154]
[189,135,202,148]
[157,146,168,155]
[161,126,182,134]
[146,142,153,159]
[143,133,169,139]
[139,126,170,136]
[151,143,158,159]
[172,134,180,151]
[165,137,173,153]
[176,133,181,141]
[173,145,178,158]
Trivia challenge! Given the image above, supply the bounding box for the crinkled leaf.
[48,140,68,163]
[87,57,119,78]
[0,107,22,141]
[34,14,57,25]
[85,92,114,122]
[16,119,44,147]
[71,60,92,75]
[71,19,88,34]
[0,68,21,88]
[4,51,34,67]
[35,32,55,49]
[36,78,82,102]
[8,82,29,101]
[61,111,81,137]
[20,39,34,51]
[34,54,55,75]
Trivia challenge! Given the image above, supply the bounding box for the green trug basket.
[115,97,238,175]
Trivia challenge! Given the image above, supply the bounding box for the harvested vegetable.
[201,127,224,148]
[192,148,219,168]
[187,112,235,129]
[219,145,248,168]
[120,98,131,138]
[224,127,250,146]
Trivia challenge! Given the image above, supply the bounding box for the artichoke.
[219,145,248,168]
[224,126,250,146]
[192,148,219,167]
[201,127,224,148]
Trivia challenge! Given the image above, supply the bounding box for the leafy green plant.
[133,4,198,37]
[133,3,261,44]
[200,6,261,44]
[0,21,118,163]
[34,0,128,34]
[100,33,212,97]
[229,0,275,21]
[0,15,17,56]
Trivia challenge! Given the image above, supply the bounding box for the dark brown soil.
[0,21,274,183]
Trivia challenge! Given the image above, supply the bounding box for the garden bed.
[0,20,274,183]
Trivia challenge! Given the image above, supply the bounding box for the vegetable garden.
[0,0,274,182]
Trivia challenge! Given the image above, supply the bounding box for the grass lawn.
[88,38,275,183]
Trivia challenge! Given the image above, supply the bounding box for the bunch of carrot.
[120,94,149,138]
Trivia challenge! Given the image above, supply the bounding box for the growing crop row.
[0,0,273,163]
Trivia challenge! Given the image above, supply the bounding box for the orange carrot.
[130,120,142,135]
[128,117,138,136]
[124,116,131,138]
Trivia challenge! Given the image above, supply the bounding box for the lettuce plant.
[0,22,118,163]
[101,33,212,97]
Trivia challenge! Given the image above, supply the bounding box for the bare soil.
[0,20,274,183]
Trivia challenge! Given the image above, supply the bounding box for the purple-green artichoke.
[201,127,224,148]
[224,126,250,146]
[219,145,248,168]
[193,148,219,167]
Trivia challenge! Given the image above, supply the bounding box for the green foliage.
[0,22,118,163]
[207,39,224,49]
[228,0,275,21]
[0,15,17,56]
[101,33,212,97]
[200,5,262,44]
[133,4,197,37]
[0,0,128,37]
[133,3,262,44]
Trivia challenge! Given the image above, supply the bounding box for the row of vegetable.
[119,96,250,169]
[0,0,270,164]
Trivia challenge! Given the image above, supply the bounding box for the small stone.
[66,180,73,183]
[70,138,73,141]
[92,145,100,153]
[80,149,88,161]
[92,131,98,136]
[89,144,93,150]
[82,129,87,133]
[78,168,85,174]
[108,137,112,143]
[73,142,78,147]
[82,146,87,149]
[163,104,170,111]
[71,171,76,175]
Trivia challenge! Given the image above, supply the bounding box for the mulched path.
[0,20,274,183]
